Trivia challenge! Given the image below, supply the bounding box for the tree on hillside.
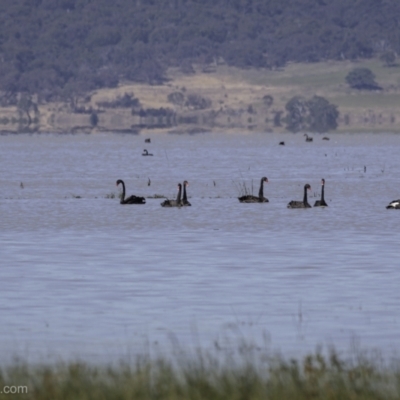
[285,95,339,133]
[285,96,309,132]
[17,94,39,126]
[307,96,339,132]
[345,68,382,90]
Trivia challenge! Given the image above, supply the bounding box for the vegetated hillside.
[0,0,399,103]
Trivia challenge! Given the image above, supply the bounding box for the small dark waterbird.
[142,149,153,156]
[161,183,182,207]
[314,179,328,207]
[238,177,269,203]
[116,179,146,204]
[287,184,311,208]
[304,134,313,142]
[182,180,191,206]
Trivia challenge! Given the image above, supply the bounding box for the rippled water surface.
[1,132,400,362]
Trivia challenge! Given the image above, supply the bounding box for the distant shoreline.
[2,59,400,135]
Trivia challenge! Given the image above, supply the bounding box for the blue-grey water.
[1,132,399,363]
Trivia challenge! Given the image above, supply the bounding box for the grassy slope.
[6,58,400,133]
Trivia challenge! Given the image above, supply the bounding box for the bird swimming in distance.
[161,183,182,207]
[142,149,153,156]
[304,134,313,142]
[116,179,146,204]
[287,184,311,208]
[238,177,269,203]
[182,180,191,206]
[314,179,328,207]
[145,138,151,143]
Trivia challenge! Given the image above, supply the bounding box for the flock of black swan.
[115,178,320,208]
[120,135,398,209]
[116,177,399,209]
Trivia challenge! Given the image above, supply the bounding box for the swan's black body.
[145,138,151,143]
[304,134,313,142]
[279,141,285,146]
[116,179,146,204]
[142,149,153,156]
[238,177,269,203]
[314,179,328,207]
[182,181,191,206]
[386,199,400,209]
[161,184,182,207]
[322,137,330,140]
[287,184,311,208]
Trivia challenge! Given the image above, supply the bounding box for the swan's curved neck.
[176,186,182,202]
[258,179,264,198]
[321,184,325,201]
[303,186,308,204]
[122,182,126,198]
[121,181,125,201]
[183,185,187,201]
[119,181,126,203]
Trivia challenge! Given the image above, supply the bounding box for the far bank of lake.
[1,58,400,134]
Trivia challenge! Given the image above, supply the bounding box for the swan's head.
[116,179,122,186]
[305,183,311,190]
[321,179,325,185]
[143,149,148,154]
[177,183,182,190]
[184,180,189,186]
[262,177,268,183]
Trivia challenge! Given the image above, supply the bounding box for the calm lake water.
[1,132,400,363]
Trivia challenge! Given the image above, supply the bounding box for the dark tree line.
[0,0,400,102]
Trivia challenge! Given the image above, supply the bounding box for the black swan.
[314,179,328,207]
[182,180,191,206]
[386,199,400,209]
[322,137,330,141]
[238,177,269,203]
[287,184,311,208]
[142,149,153,156]
[304,134,313,142]
[116,179,146,204]
[161,183,182,207]
[279,141,285,146]
[145,138,151,143]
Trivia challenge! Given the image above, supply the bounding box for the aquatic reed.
[234,179,255,198]
[0,347,399,400]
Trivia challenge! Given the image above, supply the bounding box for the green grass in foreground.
[1,348,400,400]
